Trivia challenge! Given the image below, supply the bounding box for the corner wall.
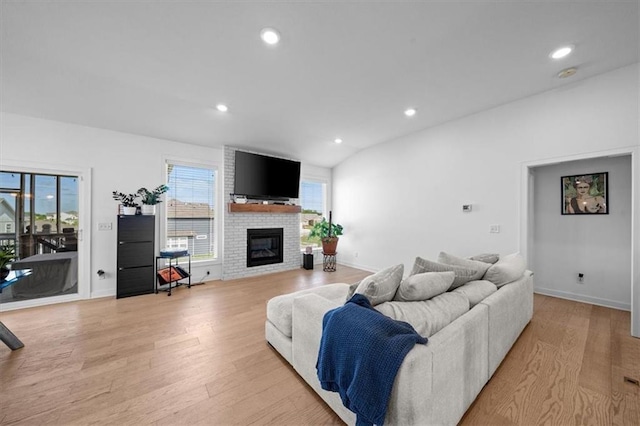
[0,112,225,299]
[332,64,639,313]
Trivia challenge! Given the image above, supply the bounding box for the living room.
[1,1,639,424]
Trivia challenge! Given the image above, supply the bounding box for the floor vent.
[623,376,639,386]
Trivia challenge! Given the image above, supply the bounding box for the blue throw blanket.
[316,294,428,426]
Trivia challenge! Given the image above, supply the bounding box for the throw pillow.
[345,281,360,302]
[437,252,491,281]
[452,280,497,308]
[354,264,404,305]
[394,271,455,302]
[410,257,478,290]
[468,253,500,264]
[376,291,469,337]
[483,252,526,287]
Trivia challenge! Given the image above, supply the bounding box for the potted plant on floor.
[0,243,16,281]
[308,212,343,255]
[137,184,169,215]
[112,191,140,215]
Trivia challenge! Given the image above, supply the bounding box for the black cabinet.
[117,215,154,298]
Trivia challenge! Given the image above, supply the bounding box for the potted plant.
[0,243,16,281]
[308,213,343,255]
[112,191,140,215]
[137,184,169,215]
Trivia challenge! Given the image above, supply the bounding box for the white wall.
[333,64,639,326]
[0,112,224,299]
[532,156,632,310]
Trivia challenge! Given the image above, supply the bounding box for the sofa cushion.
[375,291,469,337]
[266,283,349,337]
[410,257,478,290]
[345,281,360,302]
[394,271,454,302]
[437,252,491,282]
[452,280,497,308]
[468,253,499,264]
[355,264,404,305]
[483,253,526,288]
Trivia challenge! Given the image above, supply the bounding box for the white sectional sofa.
[265,255,534,425]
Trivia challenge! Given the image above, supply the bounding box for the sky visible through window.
[0,171,78,212]
[167,165,215,206]
[301,181,324,214]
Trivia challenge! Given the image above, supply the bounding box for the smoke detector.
[557,67,577,79]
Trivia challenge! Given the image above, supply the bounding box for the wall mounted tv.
[234,150,301,200]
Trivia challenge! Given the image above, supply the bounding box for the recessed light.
[334,138,343,144]
[260,28,280,45]
[216,104,228,112]
[404,108,417,117]
[550,45,574,60]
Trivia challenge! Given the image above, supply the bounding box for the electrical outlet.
[489,224,500,233]
[98,222,112,231]
[578,273,584,283]
[354,252,359,258]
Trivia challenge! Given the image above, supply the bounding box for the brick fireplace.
[223,147,301,280]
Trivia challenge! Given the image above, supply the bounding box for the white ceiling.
[1,1,638,168]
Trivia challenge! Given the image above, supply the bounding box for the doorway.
[0,164,90,309]
[520,148,639,337]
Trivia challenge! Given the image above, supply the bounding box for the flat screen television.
[234,151,301,200]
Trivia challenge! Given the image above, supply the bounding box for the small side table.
[323,252,337,272]
[155,253,191,296]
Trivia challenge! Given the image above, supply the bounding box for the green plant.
[308,218,343,240]
[137,185,169,205]
[112,191,140,207]
[0,243,16,270]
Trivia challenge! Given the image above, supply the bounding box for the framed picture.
[561,172,608,215]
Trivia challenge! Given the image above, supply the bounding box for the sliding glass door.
[0,171,79,303]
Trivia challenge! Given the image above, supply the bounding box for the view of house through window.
[165,162,217,262]
[300,180,326,249]
[0,170,79,303]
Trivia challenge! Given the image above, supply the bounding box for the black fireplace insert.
[247,228,283,267]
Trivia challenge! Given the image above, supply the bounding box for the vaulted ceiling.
[1,1,638,167]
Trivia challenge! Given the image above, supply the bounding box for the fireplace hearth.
[247,228,283,267]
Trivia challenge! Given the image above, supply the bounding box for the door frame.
[0,159,91,311]
[520,146,639,337]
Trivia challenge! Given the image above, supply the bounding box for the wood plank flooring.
[1,266,638,425]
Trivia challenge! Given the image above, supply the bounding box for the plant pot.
[123,206,137,215]
[321,237,339,255]
[141,204,156,215]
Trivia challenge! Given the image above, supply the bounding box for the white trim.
[0,293,83,312]
[520,146,639,337]
[160,155,223,264]
[534,288,630,312]
[0,158,92,305]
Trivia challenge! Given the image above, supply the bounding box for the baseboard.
[534,287,630,311]
[91,289,116,299]
[337,260,377,273]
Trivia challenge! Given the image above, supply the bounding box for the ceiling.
[1,1,638,168]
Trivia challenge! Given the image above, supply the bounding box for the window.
[300,180,327,248]
[165,161,217,262]
[0,170,79,258]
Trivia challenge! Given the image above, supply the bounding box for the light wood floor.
[0,266,638,425]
